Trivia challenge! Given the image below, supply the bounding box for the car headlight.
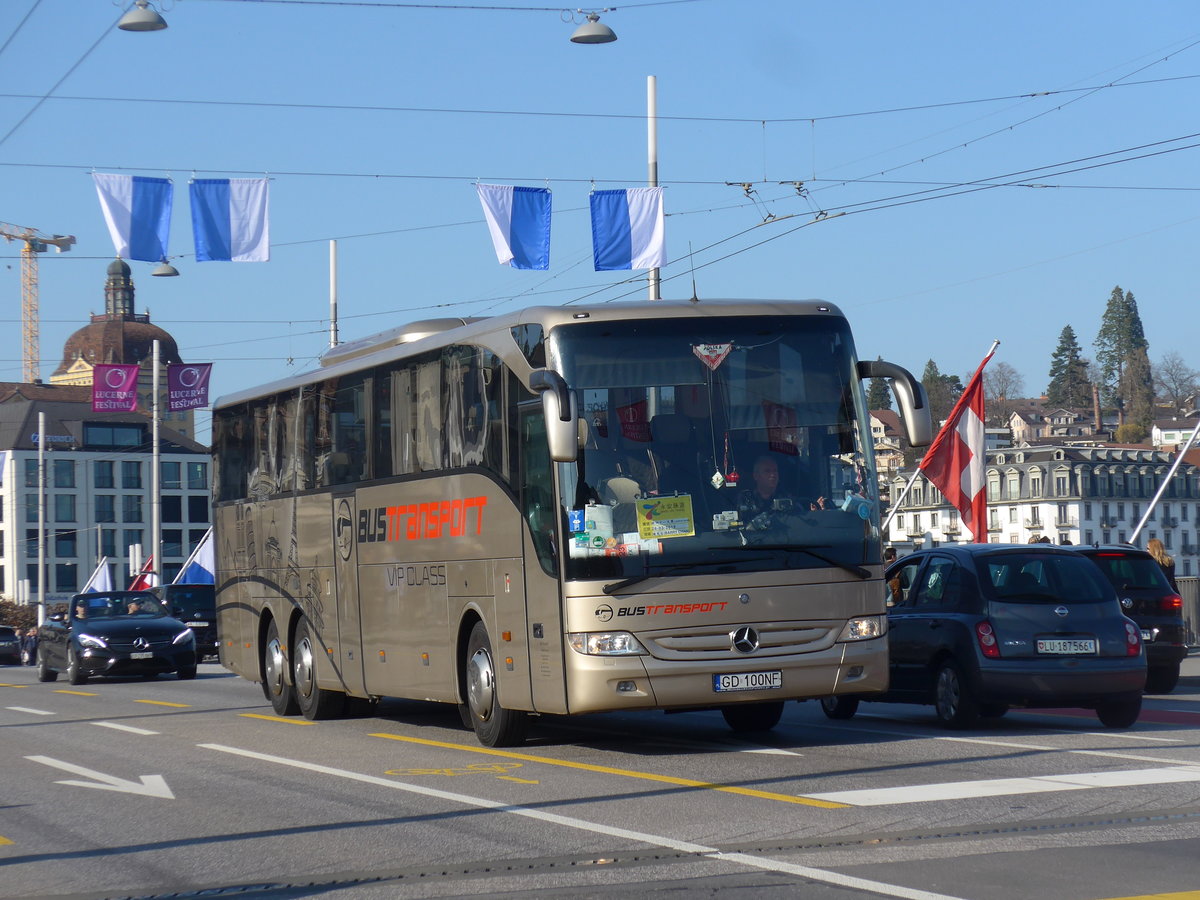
[836,615,886,642]
[173,628,195,646]
[567,631,647,656]
[77,633,108,650]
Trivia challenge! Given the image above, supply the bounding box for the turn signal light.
[975,621,1001,659]
[1162,593,1183,613]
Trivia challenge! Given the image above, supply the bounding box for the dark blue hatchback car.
[823,544,1146,728]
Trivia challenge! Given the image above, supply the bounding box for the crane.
[0,222,75,382]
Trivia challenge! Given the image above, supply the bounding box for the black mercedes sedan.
[37,591,198,685]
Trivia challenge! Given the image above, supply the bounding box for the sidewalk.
[1178,647,1200,693]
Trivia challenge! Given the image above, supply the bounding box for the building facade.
[887,444,1200,577]
[0,395,211,606]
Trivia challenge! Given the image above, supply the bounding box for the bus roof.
[212,298,846,410]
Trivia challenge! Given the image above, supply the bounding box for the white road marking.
[25,755,175,799]
[6,706,53,716]
[93,721,160,736]
[808,765,1200,807]
[742,747,803,756]
[199,742,966,900]
[1080,731,1183,743]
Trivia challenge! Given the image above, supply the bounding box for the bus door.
[331,491,367,697]
[518,403,568,714]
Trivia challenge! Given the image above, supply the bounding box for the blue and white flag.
[589,186,665,271]
[475,183,551,270]
[174,527,214,585]
[92,173,173,262]
[82,557,114,593]
[190,178,270,262]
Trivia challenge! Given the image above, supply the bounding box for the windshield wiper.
[734,543,872,580]
[602,556,773,595]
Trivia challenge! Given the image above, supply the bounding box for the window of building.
[187,462,208,490]
[24,458,38,488]
[1030,473,1042,498]
[162,528,183,558]
[101,528,117,557]
[161,461,181,489]
[55,563,78,593]
[25,562,39,591]
[123,495,143,523]
[25,494,38,523]
[54,494,76,523]
[25,528,39,558]
[1165,531,1173,549]
[95,495,116,523]
[1117,502,1125,520]
[1085,501,1093,519]
[94,460,114,489]
[1006,473,1019,499]
[989,509,999,529]
[1085,529,1094,544]
[55,529,77,557]
[124,529,143,558]
[162,495,182,523]
[1008,507,1017,524]
[84,422,145,451]
[122,460,142,489]
[188,529,207,554]
[188,495,209,523]
[53,459,75,488]
[1118,530,1127,543]
[1055,475,1068,496]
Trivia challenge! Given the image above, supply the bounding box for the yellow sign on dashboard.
[636,495,695,540]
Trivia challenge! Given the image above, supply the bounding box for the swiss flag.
[129,555,159,591]
[918,349,996,542]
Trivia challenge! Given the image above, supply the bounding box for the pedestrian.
[21,627,38,666]
[1146,537,1178,591]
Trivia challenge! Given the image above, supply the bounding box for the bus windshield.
[551,315,878,582]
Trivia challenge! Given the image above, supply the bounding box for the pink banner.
[92,364,140,412]
[167,363,212,411]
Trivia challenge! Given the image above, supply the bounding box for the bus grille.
[644,623,837,660]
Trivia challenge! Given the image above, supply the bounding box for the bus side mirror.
[857,359,933,447]
[529,368,579,463]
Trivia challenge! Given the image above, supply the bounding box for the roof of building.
[0,397,206,453]
[0,382,91,404]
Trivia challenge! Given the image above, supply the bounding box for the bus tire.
[721,700,784,733]
[820,695,859,720]
[464,621,528,747]
[293,617,344,720]
[263,618,299,716]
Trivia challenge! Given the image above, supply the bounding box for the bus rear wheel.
[463,621,527,747]
[263,619,299,716]
[721,700,784,733]
[293,617,344,720]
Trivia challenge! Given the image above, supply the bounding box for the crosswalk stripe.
[807,766,1200,807]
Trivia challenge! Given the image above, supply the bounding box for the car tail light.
[1124,621,1142,657]
[1161,593,1183,613]
[975,620,1001,658]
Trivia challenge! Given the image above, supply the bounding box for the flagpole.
[37,411,45,626]
[1130,409,1200,544]
[152,340,161,587]
[647,74,660,302]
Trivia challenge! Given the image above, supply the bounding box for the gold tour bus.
[211,299,931,746]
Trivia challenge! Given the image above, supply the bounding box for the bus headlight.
[567,632,647,656]
[836,616,886,642]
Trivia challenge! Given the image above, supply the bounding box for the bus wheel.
[293,618,344,720]
[263,619,299,716]
[464,621,528,747]
[722,700,784,733]
[820,695,859,720]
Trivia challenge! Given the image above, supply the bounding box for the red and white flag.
[918,347,997,542]
[129,555,159,591]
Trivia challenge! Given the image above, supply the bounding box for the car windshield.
[72,593,168,619]
[1084,553,1171,591]
[548,315,879,581]
[979,552,1112,604]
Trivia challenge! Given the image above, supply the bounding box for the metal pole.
[330,239,339,348]
[37,411,45,625]
[1130,413,1200,544]
[152,340,161,585]
[647,75,660,301]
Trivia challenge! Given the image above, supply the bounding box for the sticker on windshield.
[636,495,696,540]
[693,343,733,370]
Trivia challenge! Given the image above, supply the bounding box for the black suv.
[1072,545,1187,694]
[150,584,218,660]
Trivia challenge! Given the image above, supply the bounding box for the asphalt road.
[2,655,1199,900]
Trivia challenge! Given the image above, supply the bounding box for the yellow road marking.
[0,835,12,846]
[134,700,190,708]
[371,733,846,809]
[239,713,316,725]
[0,683,28,688]
[54,690,98,696]
[498,776,540,784]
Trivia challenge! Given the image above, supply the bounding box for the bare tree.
[984,361,1024,427]
[1154,351,1200,413]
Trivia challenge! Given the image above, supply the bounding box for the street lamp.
[571,11,617,44]
[118,0,168,32]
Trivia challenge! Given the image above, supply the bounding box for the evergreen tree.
[1121,345,1156,431]
[1045,325,1092,408]
[866,357,892,410]
[921,359,963,426]
[1094,286,1150,416]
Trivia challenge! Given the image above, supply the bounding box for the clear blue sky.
[2,0,1198,442]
